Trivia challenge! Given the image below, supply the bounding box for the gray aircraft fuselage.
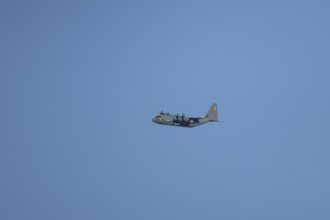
[152,103,218,128]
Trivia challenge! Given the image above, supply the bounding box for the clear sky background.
[1,1,330,220]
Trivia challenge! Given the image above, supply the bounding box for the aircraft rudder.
[205,103,218,121]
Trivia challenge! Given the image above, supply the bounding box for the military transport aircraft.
[152,103,219,128]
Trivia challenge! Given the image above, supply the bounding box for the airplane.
[152,103,219,128]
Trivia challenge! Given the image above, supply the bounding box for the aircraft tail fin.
[205,103,218,121]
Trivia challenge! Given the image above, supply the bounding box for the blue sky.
[1,1,330,219]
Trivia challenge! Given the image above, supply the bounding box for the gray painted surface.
[152,103,218,128]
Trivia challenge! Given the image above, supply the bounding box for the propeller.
[181,113,185,120]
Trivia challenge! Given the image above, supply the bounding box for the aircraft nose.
[152,118,158,123]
